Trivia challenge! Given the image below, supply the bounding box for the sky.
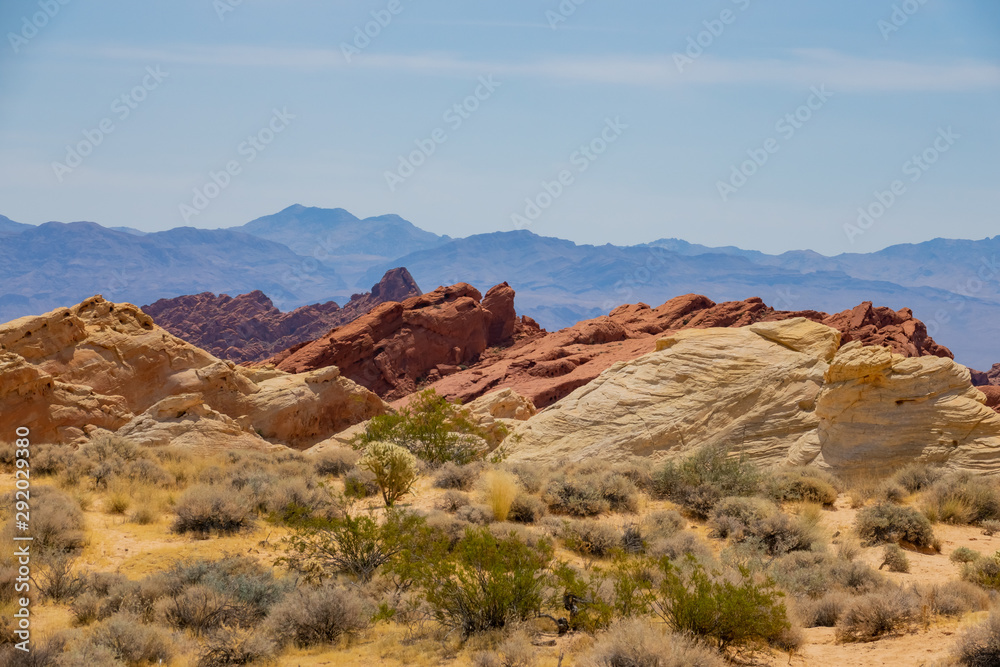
[0,0,998,255]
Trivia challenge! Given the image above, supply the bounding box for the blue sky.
[0,0,998,254]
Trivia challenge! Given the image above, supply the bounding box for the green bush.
[281,509,437,583]
[951,546,982,564]
[652,445,762,519]
[353,389,502,465]
[358,441,419,507]
[418,527,553,635]
[962,552,1000,589]
[653,556,790,654]
[855,503,935,548]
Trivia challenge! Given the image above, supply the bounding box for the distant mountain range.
[0,204,996,369]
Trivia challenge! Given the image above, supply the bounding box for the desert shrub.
[425,512,472,548]
[507,494,546,524]
[433,462,482,490]
[578,618,725,667]
[506,463,546,494]
[314,447,360,477]
[835,587,918,642]
[983,519,1000,536]
[159,556,291,627]
[875,480,907,504]
[653,556,790,654]
[830,559,885,594]
[955,608,1000,666]
[56,641,125,667]
[565,519,621,557]
[31,443,69,476]
[173,485,253,535]
[161,584,234,634]
[105,487,131,515]
[836,538,861,562]
[926,580,991,617]
[418,527,553,635]
[893,463,941,493]
[648,531,713,562]
[922,473,1000,526]
[771,552,834,598]
[611,458,654,491]
[343,468,378,499]
[652,444,762,519]
[71,591,105,625]
[281,509,436,583]
[128,503,159,526]
[796,591,848,627]
[197,625,277,667]
[644,510,685,537]
[951,546,982,564]
[709,496,775,539]
[880,544,910,573]
[34,553,86,602]
[266,584,369,648]
[358,441,419,507]
[0,632,71,666]
[481,470,519,521]
[962,552,1000,589]
[711,498,815,556]
[766,466,840,506]
[79,433,143,465]
[544,471,638,517]
[855,503,935,548]
[621,522,645,555]
[438,490,471,512]
[264,478,327,523]
[353,389,501,465]
[10,486,87,558]
[90,612,174,665]
[121,458,174,487]
[457,504,495,525]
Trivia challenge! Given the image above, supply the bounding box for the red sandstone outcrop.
[143,268,421,363]
[267,282,539,401]
[423,294,954,409]
[0,296,387,448]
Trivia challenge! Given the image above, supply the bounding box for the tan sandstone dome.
[505,319,1000,474]
[0,296,388,449]
[812,341,1000,474]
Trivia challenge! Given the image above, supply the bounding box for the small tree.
[359,441,418,507]
[354,389,505,465]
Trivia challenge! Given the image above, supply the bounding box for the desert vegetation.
[3,410,1000,665]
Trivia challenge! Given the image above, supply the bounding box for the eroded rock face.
[267,283,537,401]
[143,268,422,363]
[505,319,838,466]
[812,342,1000,474]
[426,294,953,410]
[0,296,388,448]
[504,319,1000,474]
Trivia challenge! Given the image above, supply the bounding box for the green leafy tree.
[354,389,506,465]
[358,441,418,507]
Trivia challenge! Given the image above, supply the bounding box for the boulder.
[505,318,838,466]
[0,296,388,449]
[811,342,1000,474]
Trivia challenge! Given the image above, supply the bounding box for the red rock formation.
[420,294,954,409]
[980,385,1000,412]
[143,268,421,363]
[266,282,538,401]
[971,363,1000,387]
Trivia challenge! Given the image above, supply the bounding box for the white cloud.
[58,44,1000,92]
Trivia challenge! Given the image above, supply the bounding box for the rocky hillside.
[143,268,421,363]
[265,280,955,410]
[0,296,386,449]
